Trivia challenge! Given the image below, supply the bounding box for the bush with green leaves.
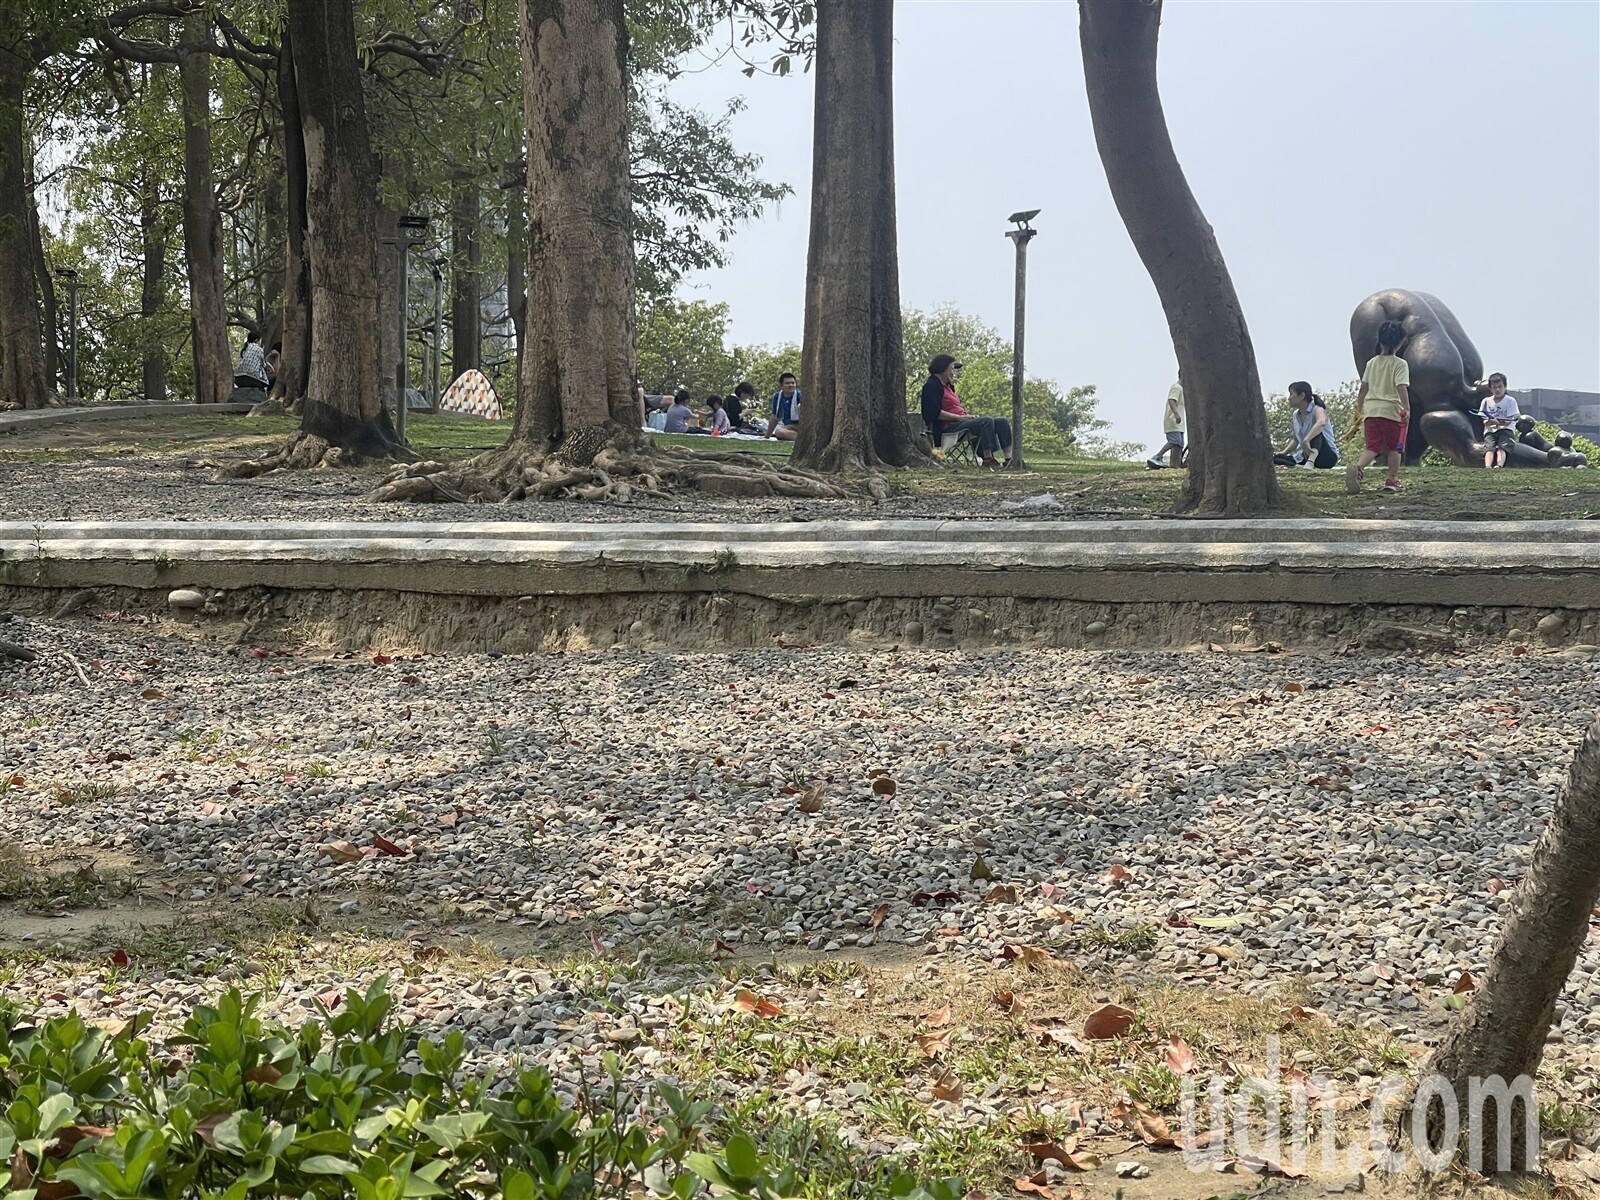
[0,979,961,1200]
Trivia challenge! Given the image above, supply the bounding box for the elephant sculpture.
[1350,290,1582,468]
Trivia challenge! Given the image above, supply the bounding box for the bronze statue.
[1351,290,1585,468]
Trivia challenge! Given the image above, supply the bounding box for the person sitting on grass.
[664,389,696,434]
[1272,382,1340,468]
[726,381,759,432]
[1476,372,1519,468]
[703,394,730,436]
[1146,381,1185,469]
[768,373,801,441]
[232,330,271,392]
[1346,321,1410,494]
[919,354,1008,468]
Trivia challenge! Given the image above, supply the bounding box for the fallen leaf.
[195,1112,233,1147]
[1000,943,1057,970]
[995,989,1023,1014]
[1130,676,1151,684]
[371,833,407,857]
[871,776,897,796]
[915,1031,951,1058]
[1082,1003,1135,1039]
[869,903,890,929]
[1098,864,1133,887]
[243,1063,283,1085]
[139,688,164,700]
[1013,1172,1056,1200]
[317,988,342,1009]
[984,884,1019,904]
[371,654,393,666]
[912,890,961,906]
[103,751,132,763]
[932,1069,964,1101]
[1038,1026,1093,1054]
[1368,960,1395,981]
[1452,970,1479,994]
[1164,1035,1199,1075]
[1487,877,1508,896]
[1021,1137,1101,1171]
[588,930,606,955]
[1238,1154,1307,1179]
[438,810,459,828]
[1307,775,1352,792]
[324,840,363,863]
[796,785,824,813]
[1112,1099,1177,1147]
[1283,682,1305,693]
[1039,882,1061,899]
[922,1004,953,1027]
[970,855,995,882]
[200,800,225,817]
[935,925,962,937]
[733,990,785,1019]
[109,948,130,968]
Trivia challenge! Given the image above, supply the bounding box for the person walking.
[1146,381,1186,469]
[1347,321,1410,493]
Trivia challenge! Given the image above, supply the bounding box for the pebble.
[166,589,204,610]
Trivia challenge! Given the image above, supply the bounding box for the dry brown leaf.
[733,990,785,1019]
[970,855,995,882]
[243,1063,283,1085]
[922,1003,953,1028]
[871,776,898,796]
[1000,943,1057,970]
[1164,1034,1199,1075]
[796,785,825,814]
[869,902,890,930]
[1082,1003,1135,1040]
[1237,1154,1308,1179]
[931,1069,964,1101]
[1452,970,1479,994]
[1112,1099,1177,1147]
[324,840,363,863]
[984,884,1019,904]
[1098,863,1133,887]
[995,989,1025,1014]
[1013,1172,1055,1200]
[1038,1026,1093,1054]
[1283,682,1305,693]
[1020,1137,1101,1171]
[935,925,962,937]
[915,1031,951,1058]
[1198,942,1242,962]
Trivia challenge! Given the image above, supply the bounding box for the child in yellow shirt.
[1346,321,1411,494]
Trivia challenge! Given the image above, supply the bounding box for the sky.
[666,0,1600,448]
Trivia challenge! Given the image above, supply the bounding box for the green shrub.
[0,979,961,1200]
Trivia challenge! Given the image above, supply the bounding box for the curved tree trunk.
[178,15,232,405]
[0,48,51,410]
[1408,713,1600,1173]
[275,15,310,406]
[791,0,920,474]
[284,0,397,459]
[510,0,637,456]
[1078,0,1278,515]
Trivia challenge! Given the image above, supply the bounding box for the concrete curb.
[2,519,1597,608]
[0,403,255,432]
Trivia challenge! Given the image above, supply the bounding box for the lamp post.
[383,213,430,444]
[429,258,445,410]
[53,268,80,403]
[1004,210,1039,469]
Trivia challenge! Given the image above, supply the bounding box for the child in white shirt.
[1476,373,1520,468]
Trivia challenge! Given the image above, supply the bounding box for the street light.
[1004,210,1039,469]
[382,213,430,444]
[53,267,80,403]
[429,258,446,410]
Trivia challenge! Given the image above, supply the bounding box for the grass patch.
[0,844,133,911]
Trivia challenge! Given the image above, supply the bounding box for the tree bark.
[139,178,168,403]
[450,184,481,375]
[511,0,638,456]
[1078,0,1278,515]
[0,48,52,410]
[1407,713,1600,1173]
[177,14,232,405]
[284,0,397,458]
[275,14,310,406]
[505,183,526,376]
[24,149,56,392]
[791,0,920,474]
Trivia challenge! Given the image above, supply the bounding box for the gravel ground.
[0,455,1096,524]
[3,616,1598,1066]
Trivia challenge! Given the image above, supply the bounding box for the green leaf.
[723,1134,759,1182]
[300,1154,360,1175]
[502,1168,535,1200]
[685,1152,729,1189]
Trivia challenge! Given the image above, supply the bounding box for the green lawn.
[4,410,1598,520]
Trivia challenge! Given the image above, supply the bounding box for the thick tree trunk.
[1407,713,1600,1173]
[275,16,310,406]
[0,49,52,410]
[260,141,284,329]
[510,0,638,456]
[1078,0,1278,515]
[139,181,168,403]
[791,0,920,474]
[177,15,232,405]
[450,185,481,375]
[505,185,526,375]
[24,157,56,391]
[284,0,397,458]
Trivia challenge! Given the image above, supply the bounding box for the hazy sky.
[668,0,1600,447]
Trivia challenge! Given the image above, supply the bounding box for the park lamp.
[389,214,430,443]
[1003,210,1040,469]
[53,268,82,403]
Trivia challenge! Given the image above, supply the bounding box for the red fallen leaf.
[588,929,606,955]
[1039,882,1061,899]
[1083,1003,1135,1039]
[743,881,772,895]
[109,948,130,968]
[984,884,1020,904]
[778,784,800,794]
[1098,864,1133,887]
[103,751,132,763]
[270,667,285,675]
[1499,717,1521,727]
[1452,970,1479,994]
[7,774,23,786]
[922,1004,953,1027]
[1511,644,1529,657]
[371,654,393,666]
[733,990,785,1018]
[195,1111,233,1147]
[915,1030,950,1058]
[371,833,407,857]
[709,938,736,957]
[139,688,164,700]
[1180,830,1202,841]
[1283,681,1305,693]
[1368,961,1395,982]
[243,1063,283,1085]
[237,872,256,885]
[1360,723,1389,735]
[911,890,961,906]
[317,988,342,1009]
[1286,1068,1327,1102]
[248,646,272,659]
[1164,1034,1199,1075]
[160,883,179,897]
[869,903,890,929]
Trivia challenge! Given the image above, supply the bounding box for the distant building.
[1517,389,1600,441]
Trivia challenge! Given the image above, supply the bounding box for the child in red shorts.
[1347,320,1411,494]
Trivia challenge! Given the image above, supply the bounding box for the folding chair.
[924,418,979,467]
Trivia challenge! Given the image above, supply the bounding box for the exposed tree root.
[216,401,414,478]
[366,426,869,505]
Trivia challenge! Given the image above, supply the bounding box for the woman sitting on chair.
[919,354,1009,467]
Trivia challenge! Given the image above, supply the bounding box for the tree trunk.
[177,14,232,405]
[450,184,481,375]
[510,0,637,455]
[0,48,52,410]
[791,0,920,474]
[139,179,168,403]
[505,184,526,377]
[275,15,310,405]
[285,0,397,458]
[1077,0,1278,515]
[1407,713,1600,1173]
[24,152,56,392]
